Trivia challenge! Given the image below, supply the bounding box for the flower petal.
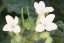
[3,24,12,32]
[13,25,20,33]
[39,1,45,9]
[34,2,44,15]
[45,14,55,24]
[44,7,54,12]
[45,23,57,31]
[40,15,45,24]
[35,24,45,32]
[34,2,39,10]
[5,15,14,25]
[35,10,42,15]
[14,16,18,25]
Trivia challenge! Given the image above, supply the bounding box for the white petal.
[34,2,39,10]
[3,24,12,32]
[5,15,14,25]
[35,24,45,32]
[13,25,20,33]
[39,1,45,9]
[14,16,18,25]
[38,1,46,14]
[40,15,45,24]
[45,23,57,31]
[35,10,42,15]
[44,7,54,12]
[34,2,43,15]
[45,14,55,24]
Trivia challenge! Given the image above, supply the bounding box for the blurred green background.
[0,0,64,43]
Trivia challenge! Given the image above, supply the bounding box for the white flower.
[35,14,57,32]
[3,15,20,34]
[34,1,54,15]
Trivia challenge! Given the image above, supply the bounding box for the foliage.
[0,0,64,43]
[3,0,35,16]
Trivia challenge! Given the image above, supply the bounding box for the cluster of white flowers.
[34,1,57,32]
[3,15,20,34]
[2,1,57,34]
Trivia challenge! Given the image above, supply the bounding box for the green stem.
[21,8,24,26]
[36,16,40,25]
[27,6,30,18]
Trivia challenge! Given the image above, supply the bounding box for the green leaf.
[32,34,40,40]
[23,17,36,30]
[22,29,31,39]
[53,38,62,43]
[45,37,53,43]
[50,32,64,43]
[40,32,50,39]
[3,0,35,15]
[52,33,64,38]
[14,35,21,42]
[56,21,64,29]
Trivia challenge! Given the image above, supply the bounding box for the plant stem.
[27,6,30,18]
[21,8,24,26]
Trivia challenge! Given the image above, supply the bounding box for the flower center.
[12,25,15,28]
[43,24,46,27]
[45,12,49,15]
